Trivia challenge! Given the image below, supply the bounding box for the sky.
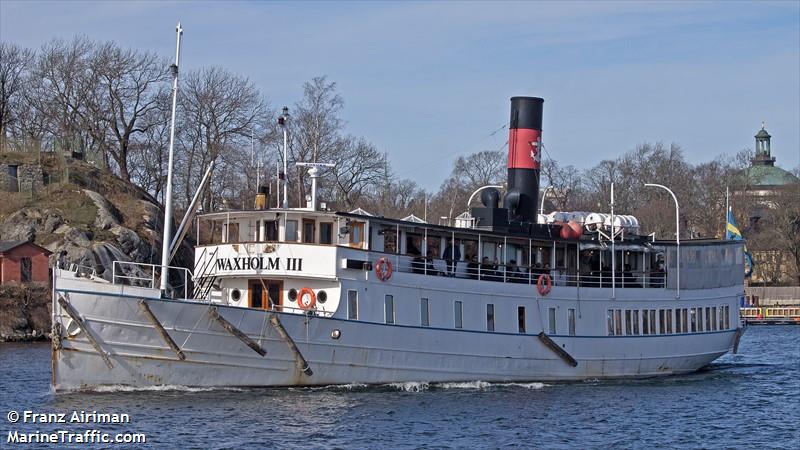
[1,0,798,190]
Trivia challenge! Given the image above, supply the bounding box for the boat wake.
[60,384,247,394]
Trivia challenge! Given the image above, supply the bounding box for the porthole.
[318,290,328,304]
[330,329,341,339]
[230,289,241,302]
[288,288,298,302]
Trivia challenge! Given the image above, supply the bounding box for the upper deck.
[193,208,745,292]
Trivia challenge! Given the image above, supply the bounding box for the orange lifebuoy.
[297,287,316,310]
[537,274,553,296]
[375,257,393,282]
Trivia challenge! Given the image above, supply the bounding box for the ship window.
[675,309,682,333]
[454,301,463,329]
[350,221,365,246]
[642,309,650,335]
[659,310,665,334]
[718,306,724,330]
[615,310,622,336]
[682,309,689,332]
[320,223,333,244]
[384,295,395,324]
[303,219,315,243]
[724,306,730,329]
[711,307,717,331]
[568,308,576,336]
[625,310,632,335]
[518,306,526,334]
[666,309,673,333]
[286,220,298,242]
[347,290,358,320]
[690,308,697,332]
[648,310,656,334]
[420,298,430,326]
[705,307,712,331]
[607,309,614,336]
[548,308,557,334]
[487,304,495,332]
[632,310,640,335]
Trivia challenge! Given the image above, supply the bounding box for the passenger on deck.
[466,255,479,279]
[411,254,425,274]
[442,241,461,277]
[506,259,523,282]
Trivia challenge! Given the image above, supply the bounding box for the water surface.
[1,326,798,449]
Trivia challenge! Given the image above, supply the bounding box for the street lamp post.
[278,107,289,209]
[644,183,680,299]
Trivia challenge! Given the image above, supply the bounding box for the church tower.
[752,122,776,166]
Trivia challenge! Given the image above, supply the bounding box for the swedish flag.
[726,208,754,277]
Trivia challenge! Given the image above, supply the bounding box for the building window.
[286,220,298,242]
[20,257,32,283]
[549,307,557,335]
[518,306,526,334]
[487,304,495,332]
[568,308,576,336]
[607,309,614,336]
[632,310,640,335]
[347,290,358,320]
[454,301,463,329]
[420,298,430,326]
[625,310,632,335]
[320,223,333,244]
[384,295,395,324]
[642,309,650,335]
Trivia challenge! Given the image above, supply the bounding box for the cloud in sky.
[2,0,798,190]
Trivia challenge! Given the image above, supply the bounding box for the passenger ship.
[51,97,746,390]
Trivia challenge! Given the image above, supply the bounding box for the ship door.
[248,280,283,310]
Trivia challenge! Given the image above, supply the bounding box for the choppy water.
[1,326,798,449]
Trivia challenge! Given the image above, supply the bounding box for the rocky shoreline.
[0,284,51,342]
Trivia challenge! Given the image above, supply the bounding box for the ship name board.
[215,256,303,272]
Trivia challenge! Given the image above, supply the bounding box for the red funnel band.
[508,128,541,169]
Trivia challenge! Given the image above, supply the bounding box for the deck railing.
[111,261,193,299]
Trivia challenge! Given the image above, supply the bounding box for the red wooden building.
[0,240,52,285]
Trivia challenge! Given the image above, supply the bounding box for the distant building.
[743,123,799,197]
[739,124,799,285]
[0,240,52,285]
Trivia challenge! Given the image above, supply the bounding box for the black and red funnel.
[505,96,543,224]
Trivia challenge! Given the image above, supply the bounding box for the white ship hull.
[52,274,740,391]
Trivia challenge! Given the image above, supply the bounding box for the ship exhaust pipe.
[505,96,544,224]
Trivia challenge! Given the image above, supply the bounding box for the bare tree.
[85,42,170,181]
[0,42,34,149]
[178,66,269,211]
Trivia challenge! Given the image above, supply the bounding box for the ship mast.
[159,22,184,296]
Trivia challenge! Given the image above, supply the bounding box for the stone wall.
[0,163,44,193]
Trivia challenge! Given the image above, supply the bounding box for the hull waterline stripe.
[54,287,739,339]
